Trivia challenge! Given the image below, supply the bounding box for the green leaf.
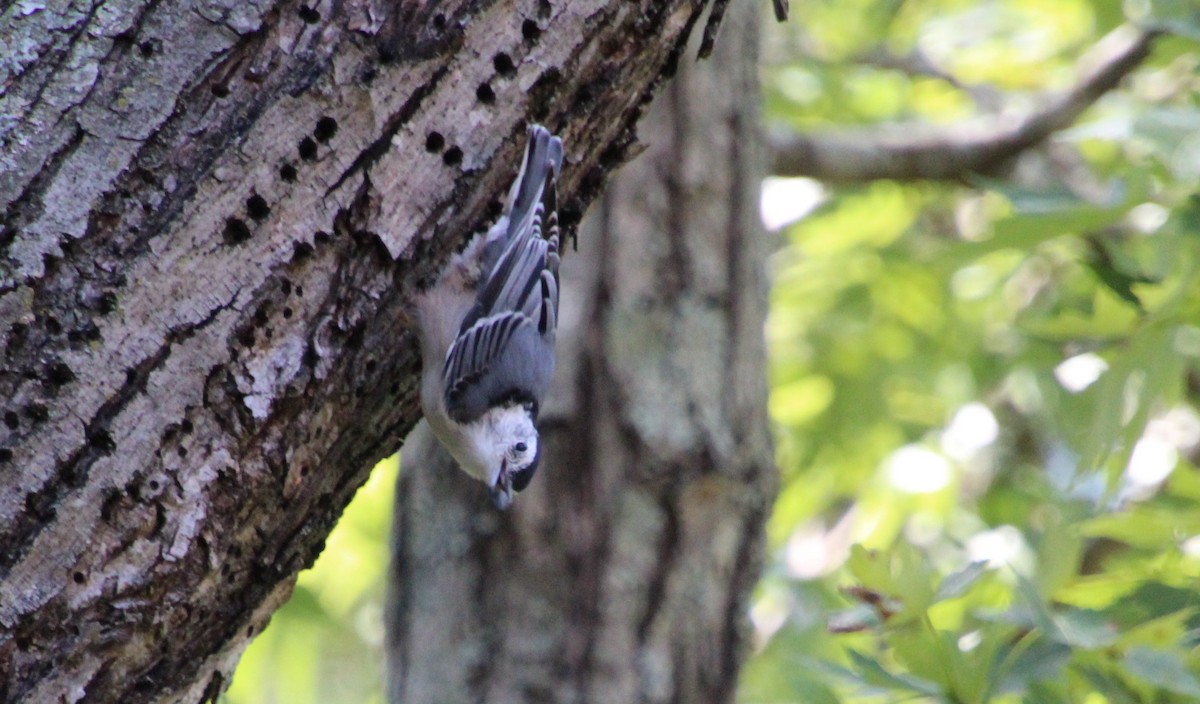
[1051,608,1119,649]
[1123,647,1200,697]
[845,649,944,697]
[934,561,989,602]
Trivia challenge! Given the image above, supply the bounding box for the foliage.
[226,0,1200,701]
[744,0,1200,701]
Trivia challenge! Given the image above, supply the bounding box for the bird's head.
[470,403,540,509]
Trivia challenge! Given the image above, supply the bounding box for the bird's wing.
[442,126,562,422]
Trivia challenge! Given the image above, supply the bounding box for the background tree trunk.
[387,3,775,702]
[0,1,729,701]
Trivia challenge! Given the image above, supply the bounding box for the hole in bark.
[15,634,31,650]
[148,480,160,491]
[442,146,463,167]
[298,5,320,23]
[389,382,400,395]
[281,279,293,295]
[4,411,17,429]
[521,19,542,43]
[72,572,85,584]
[303,344,319,368]
[6,322,27,350]
[292,241,315,260]
[253,307,269,327]
[246,625,255,637]
[101,489,122,521]
[314,230,331,245]
[283,307,293,319]
[314,116,338,143]
[25,403,48,423]
[485,199,503,221]
[0,448,12,463]
[299,465,308,477]
[347,324,365,350]
[298,137,318,161]
[425,131,445,153]
[365,359,377,373]
[279,163,298,182]
[138,40,156,58]
[177,446,187,457]
[573,83,596,111]
[237,327,256,348]
[44,316,62,334]
[493,52,516,77]
[24,491,54,520]
[599,143,624,169]
[211,83,230,98]
[99,291,118,313]
[432,12,446,30]
[181,419,194,434]
[361,66,377,84]
[89,429,116,453]
[476,82,496,104]
[246,194,271,221]
[46,360,75,386]
[295,286,304,297]
[224,217,252,244]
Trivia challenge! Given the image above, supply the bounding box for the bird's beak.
[490,460,513,510]
[489,483,513,510]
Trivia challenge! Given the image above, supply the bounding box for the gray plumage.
[414,125,564,508]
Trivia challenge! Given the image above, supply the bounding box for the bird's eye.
[514,442,527,453]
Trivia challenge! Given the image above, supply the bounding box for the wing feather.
[443,126,564,422]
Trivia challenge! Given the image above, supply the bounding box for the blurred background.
[226,0,1200,701]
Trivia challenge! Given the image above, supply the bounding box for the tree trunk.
[0,1,724,701]
[387,3,775,702]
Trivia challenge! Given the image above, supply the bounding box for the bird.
[413,125,564,509]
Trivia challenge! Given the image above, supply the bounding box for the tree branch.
[769,25,1161,183]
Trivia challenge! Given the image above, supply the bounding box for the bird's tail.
[505,125,563,242]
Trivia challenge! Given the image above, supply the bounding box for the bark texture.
[0,1,723,701]
[387,3,775,703]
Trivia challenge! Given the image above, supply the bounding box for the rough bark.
[387,2,774,703]
[0,1,724,701]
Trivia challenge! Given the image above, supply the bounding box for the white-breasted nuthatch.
[414,125,564,509]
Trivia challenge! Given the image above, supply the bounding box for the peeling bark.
[387,3,775,702]
[0,0,721,701]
